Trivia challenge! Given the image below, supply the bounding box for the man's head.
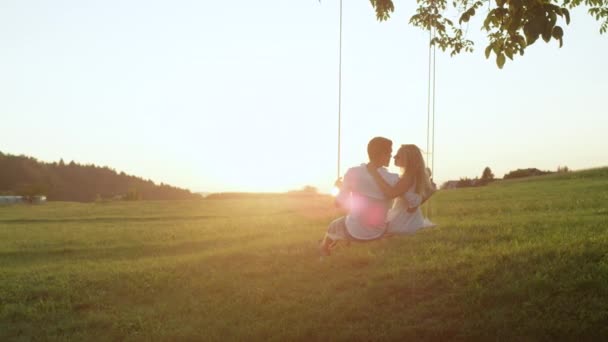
[367,137,393,167]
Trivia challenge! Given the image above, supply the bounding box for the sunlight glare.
[330,186,340,197]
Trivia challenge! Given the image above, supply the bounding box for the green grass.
[1,168,608,340]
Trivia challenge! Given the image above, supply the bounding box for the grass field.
[1,168,608,340]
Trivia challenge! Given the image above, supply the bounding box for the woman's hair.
[398,144,434,197]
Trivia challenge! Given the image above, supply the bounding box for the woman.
[366,144,436,234]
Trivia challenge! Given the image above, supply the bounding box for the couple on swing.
[320,137,436,256]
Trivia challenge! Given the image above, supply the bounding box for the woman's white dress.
[386,186,436,234]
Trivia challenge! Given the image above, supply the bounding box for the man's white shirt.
[336,164,399,240]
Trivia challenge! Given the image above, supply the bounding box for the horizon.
[2,148,604,195]
[1,1,606,194]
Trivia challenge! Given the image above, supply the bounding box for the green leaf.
[485,45,492,59]
[552,26,564,39]
[460,13,470,24]
[483,15,493,30]
[492,43,500,54]
[496,52,506,69]
[505,48,514,60]
[523,22,538,45]
[542,23,553,42]
[563,8,571,24]
[549,12,557,26]
[517,34,527,48]
[523,21,532,36]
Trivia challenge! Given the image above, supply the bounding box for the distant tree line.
[441,166,570,190]
[503,167,553,179]
[441,166,496,189]
[0,151,201,202]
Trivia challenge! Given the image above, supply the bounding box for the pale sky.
[1,0,606,193]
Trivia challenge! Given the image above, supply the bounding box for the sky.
[1,0,607,193]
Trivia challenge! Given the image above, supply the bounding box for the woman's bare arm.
[366,164,413,199]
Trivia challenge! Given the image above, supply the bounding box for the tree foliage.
[503,167,552,178]
[0,152,201,202]
[481,166,495,180]
[369,0,607,68]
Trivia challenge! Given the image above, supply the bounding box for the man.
[319,136,400,256]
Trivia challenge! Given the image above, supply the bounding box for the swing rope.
[431,27,437,179]
[426,20,437,179]
[425,15,437,218]
[426,26,432,171]
[335,1,437,191]
[336,0,343,180]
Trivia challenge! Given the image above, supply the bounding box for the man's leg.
[320,217,348,256]
[319,234,333,256]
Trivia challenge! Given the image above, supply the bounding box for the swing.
[333,0,437,213]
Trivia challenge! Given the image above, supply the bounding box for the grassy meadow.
[1,168,608,340]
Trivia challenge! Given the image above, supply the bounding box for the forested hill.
[0,152,201,202]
